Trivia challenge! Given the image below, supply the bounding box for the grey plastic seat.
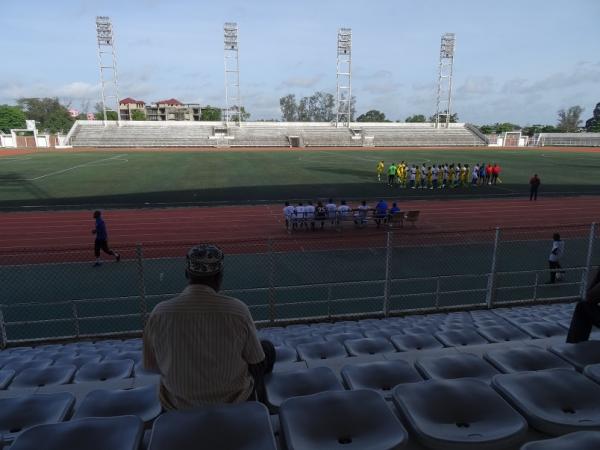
[9,365,76,389]
[148,402,276,450]
[275,346,298,363]
[404,325,439,335]
[0,393,75,442]
[476,325,532,343]
[54,354,102,368]
[549,341,600,371]
[341,360,422,399]
[492,368,600,435]
[265,366,343,412]
[363,328,398,340]
[391,334,444,352]
[416,353,499,382]
[344,338,397,356]
[74,359,134,383]
[583,363,600,384]
[10,416,143,450]
[484,346,573,373]
[296,341,348,361]
[518,322,566,339]
[521,431,600,450]
[73,385,161,424]
[105,351,142,365]
[0,369,15,389]
[434,330,489,347]
[284,336,325,348]
[324,332,364,344]
[1,357,53,373]
[280,389,408,450]
[393,378,527,449]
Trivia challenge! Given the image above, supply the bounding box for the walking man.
[92,210,120,267]
[529,174,541,201]
[548,233,565,283]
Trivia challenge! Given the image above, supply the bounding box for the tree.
[279,91,355,122]
[557,105,584,132]
[279,94,298,121]
[585,102,600,132]
[130,110,146,121]
[478,125,495,134]
[0,104,27,133]
[405,114,426,123]
[93,102,118,121]
[429,111,459,123]
[357,110,386,122]
[200,106,221,121]
[17,97,75,133]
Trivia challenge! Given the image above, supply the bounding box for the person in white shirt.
[431,166,439,190]
[283,201,296,230]
[304,201,316,231]
[295,202,306,229]
[355,200,370,227]
[325,198,337,226]
[337,200,351,222]
[548,233,565,283]
[442,164,449,188]
[409,165,417,189]
[471,165,479,186]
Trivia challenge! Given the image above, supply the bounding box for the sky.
[1,0,599,125]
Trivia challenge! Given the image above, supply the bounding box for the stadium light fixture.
[95,16,121,126]
[336,28,352,128]
[435,32,456,129]
[224,22,242,125]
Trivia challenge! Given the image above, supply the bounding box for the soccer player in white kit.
[283,201,296,230]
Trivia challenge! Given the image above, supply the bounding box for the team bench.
[287,210,420,232]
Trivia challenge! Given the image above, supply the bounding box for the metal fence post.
[580,223,597,299]
[435,277,441,309]
[0,306,7,350]
[485,227,500,308]
[136,244,148,327]
[267,238,276,325]
[71,301,80,338]
[383,231,393,317]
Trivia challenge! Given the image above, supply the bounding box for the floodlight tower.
[224,22,242,125]
[336,28,352,128]
[95,16,121,125]
[435,32,456,128]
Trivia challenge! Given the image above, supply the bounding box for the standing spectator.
[283,201,296,230]
[566,268,600,343]
[325,198,337,226]
[387,162,397,186]
[143,244,275,408]
[548,233,565,284]
[491,163,501,185]
[529,174,541,201]
[485,163,493,185]
[374,199,388,228]
[92,210,120,267]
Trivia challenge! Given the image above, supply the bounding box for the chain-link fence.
[0,223,597,347]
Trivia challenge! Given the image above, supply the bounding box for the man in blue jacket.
[92,210,120,266]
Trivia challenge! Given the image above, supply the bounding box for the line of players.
[376,161,502,189]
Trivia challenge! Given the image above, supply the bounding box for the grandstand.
[67,120,488,148]
[533,133,600,147]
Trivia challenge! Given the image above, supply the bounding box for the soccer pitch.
[0,148,599,208]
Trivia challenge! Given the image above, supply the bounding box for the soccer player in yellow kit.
[376,160,385,181]
[426,166,433,189]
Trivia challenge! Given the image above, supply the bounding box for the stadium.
[1,6,600,450]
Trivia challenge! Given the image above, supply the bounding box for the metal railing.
[0,222,597,347]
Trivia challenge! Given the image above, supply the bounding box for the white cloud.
[278,74,324,89]
[457,76,495,97]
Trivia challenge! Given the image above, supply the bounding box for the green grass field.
[1,148,599,208]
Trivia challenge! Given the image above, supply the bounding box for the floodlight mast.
[336,28,352,128]
[435,32,456,129]
[224,22,242,126]
[95,16,121,126]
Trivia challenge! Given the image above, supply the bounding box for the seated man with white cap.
[143,243,275,409]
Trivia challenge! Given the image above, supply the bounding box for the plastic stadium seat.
[434,330,490,347]
[549,341,600,371]
[280,389,408,450]
[265,366,343,412]
[9,365,76,389]
[73,360,134,383]
[416,353,499,382]
[392,378,527,450]
[484,346,574,373]
[105,351,142,365]
[0,393,75,442]
[341,360,422,399]
[148,402,276,450]
[296,341,348,361]
[391,334,444,352]
[275,346,298,363]
[324,332,364,344]
[0,369,15,389]
[475,325,532,343]
[284,336,325,348]
[517,322,567,339]
[10,416,144,450]
[73,385,161,424]
[344,338,397,356]
[521,431,600,450]
[134,361,160,377]
[583,363,600,384]
[53,354,102,368]
[0,357,52,373]
[404,325,439,335]
[492,368,600,435]
[363,328,400,340]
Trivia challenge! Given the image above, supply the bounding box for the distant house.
[118,97,201,121]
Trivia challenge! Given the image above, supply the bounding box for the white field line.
[26,154,128,181]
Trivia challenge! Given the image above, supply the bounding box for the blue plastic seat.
[148,402,276,450]
[341,360,422,399]
[0,369,15,389]
[434,329,489,347]
[1,357,53,373]
[53,354,102,368]
[521,431,600,450]
[275,346,298,363]
[416,353,499,382]
[517,322,566,339]
[74,360,134,383]
[9,365,76,389]
[549,341,600,371]
[280,389,408,450]
[484,346,573,373]
[10,416,143,450]
[105,351,142,365]
[296,341,348,361]
[324,332,364,344]
[344,338,396,356]
[476,325,532,343]
[390,334,444,351]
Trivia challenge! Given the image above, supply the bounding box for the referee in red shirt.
[529,174,541,201]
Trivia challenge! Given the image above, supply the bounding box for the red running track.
[0,196,598,252]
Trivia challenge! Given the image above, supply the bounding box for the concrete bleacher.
[67,120,488,148]
[4,301,600,449]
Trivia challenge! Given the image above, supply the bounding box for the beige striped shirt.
[143,284,265,410]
